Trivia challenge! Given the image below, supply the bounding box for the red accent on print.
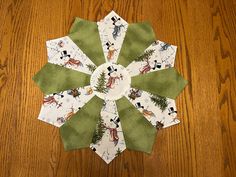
[43,96,58,105]
[107,49,116,61]
[64,58,83,67]
[139,60,151,74]
[106,76,120,89]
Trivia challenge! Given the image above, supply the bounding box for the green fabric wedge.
[117,22,156,67]
[32,63,90,94]
[131,68,188,99]
[68,18,105,66]
[116,97,157,153]
[60,96,103,150]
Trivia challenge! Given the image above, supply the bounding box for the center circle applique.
[90,63,131,100]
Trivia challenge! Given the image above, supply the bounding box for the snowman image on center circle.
[106,65,121,89]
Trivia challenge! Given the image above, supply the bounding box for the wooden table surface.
[0,0,235,177]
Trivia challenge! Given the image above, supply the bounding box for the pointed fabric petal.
[116,97,157,153]
[117,22,156,67]
[124,88,179,129]
[90,100,126,164]
[68,18,105,66]
[33,63,90,95]
[59,96,103,150]
[97,11,128,63]
[38,86,95,127]
[126,40,177,77]
[131,68,188,99]
[46,36,97,74]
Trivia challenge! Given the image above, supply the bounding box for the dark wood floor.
[0,0,235,176]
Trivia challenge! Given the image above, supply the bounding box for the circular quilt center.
[90,63,131,100]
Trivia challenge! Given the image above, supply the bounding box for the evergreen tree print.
[115,148,122,156]
[95,71,108,93]
[150,94,168,111]
[92,117,106,144]
[135,49,155,62]
[86,64,97,73]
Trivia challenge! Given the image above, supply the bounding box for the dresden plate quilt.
[33,11,187,164]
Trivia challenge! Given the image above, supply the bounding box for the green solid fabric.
[68,18,105,66]
[117,22,156,67]
[116,97,157,153]
[60,96,103,150]
[131,68,188,99]
[32,63,90,95]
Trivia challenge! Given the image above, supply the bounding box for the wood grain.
[0,0,235,176]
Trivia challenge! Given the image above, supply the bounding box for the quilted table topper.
[33,11,187,164]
